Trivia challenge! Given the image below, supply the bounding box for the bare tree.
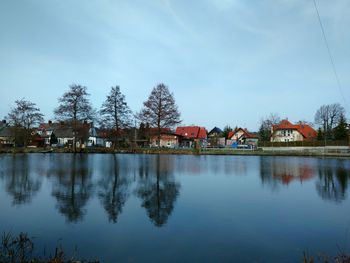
[259,113,280,141]
[7,98,44,147]
[137,83,181,146]
[100,86,132,149]
[54,84,95,152]
[315,103,345,139]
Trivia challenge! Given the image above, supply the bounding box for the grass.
[0,232,98,263]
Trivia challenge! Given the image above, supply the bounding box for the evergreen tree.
[50,132,58,145]
[317,128,324,141]
[222,125,232,139]
[334,113,348,140]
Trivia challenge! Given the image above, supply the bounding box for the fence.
[259,140,348,147]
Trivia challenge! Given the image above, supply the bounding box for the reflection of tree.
[0,155,41,205]
[136,155,180,227]
[98,155,129,223]
[51,154,93,223]
[316,160,350,203]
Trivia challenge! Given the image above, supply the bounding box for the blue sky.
[0,0,349,131]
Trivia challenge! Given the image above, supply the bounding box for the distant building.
[227,127,258,147]
[149,132,181,148]
[175,126,207,148]
[37,121,109,147]
[207,127,225,147]
[0,120,14,147]
[271,119,317,142]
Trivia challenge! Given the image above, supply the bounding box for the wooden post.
[348,124,350,148]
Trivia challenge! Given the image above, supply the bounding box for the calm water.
[0,154,350,262]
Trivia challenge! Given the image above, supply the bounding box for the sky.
[0,0,349,131]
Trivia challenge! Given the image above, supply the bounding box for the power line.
[312,0,348,110]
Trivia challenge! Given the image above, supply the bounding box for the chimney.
[48,120,52,125]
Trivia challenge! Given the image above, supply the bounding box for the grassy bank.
[0,147,349,157]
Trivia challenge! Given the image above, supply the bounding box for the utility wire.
[312,0,348,110]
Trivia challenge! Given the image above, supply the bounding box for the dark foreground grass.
[0,232,98,263]
[1,232,350,263]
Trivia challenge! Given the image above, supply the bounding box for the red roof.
[228,131,234,139]
[175,126,207,139]
[228,127,258,140]
[272,119,317,140]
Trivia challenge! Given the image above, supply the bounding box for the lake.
[0,154,350,262]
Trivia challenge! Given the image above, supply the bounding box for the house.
[0,120,14,147]
[149,132,181,148]
[227,127,259,147]
[271,119,317,142]
[207,127,225,147]
[145,128,179,148]
[175,126,207,148]
[86,125,109,147]
[54,127,75,147]
[37,121,62,146]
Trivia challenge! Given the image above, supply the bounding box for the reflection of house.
[271,119,317,142]
[0,120,14,147]
[207,127,225,147]
[227,127,258,147]
[271,158,314,185]
[175,126,207,148]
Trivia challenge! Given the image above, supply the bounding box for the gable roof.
[208,127,223,135]
[272,119,317,139]
[175,126,207,139]
[0,127,13,137]
[228,127,258,140]
[54,127,74,138]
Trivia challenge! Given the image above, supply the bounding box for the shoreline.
[0,147,349,158]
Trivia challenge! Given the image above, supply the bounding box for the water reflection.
[260,157,315,190]
[51,154,94,223]
[98,155,130,223]
[136,155,180,227]
[0,155,41,205]
[1,154,350,225]
[316,159,350,203]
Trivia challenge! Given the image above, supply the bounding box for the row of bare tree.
[5,83,181,150]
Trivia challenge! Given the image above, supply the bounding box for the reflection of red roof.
[272,119,317,140]
[274,166,315,185]
[175,126,207,139]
